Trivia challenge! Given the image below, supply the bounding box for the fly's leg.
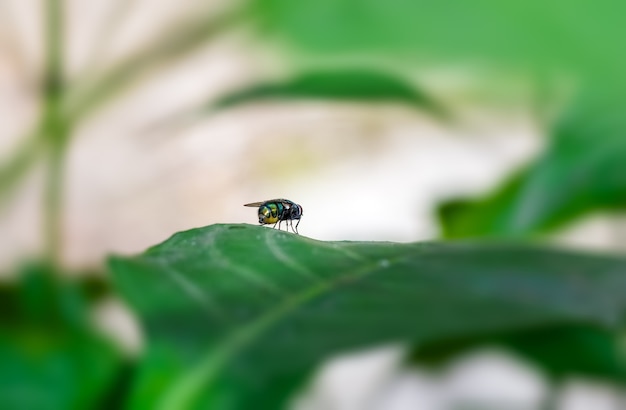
[272,222,278,229]
[294,219,300,234]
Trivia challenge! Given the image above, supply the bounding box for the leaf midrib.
[134,228,623,409]
[155,241,421,409]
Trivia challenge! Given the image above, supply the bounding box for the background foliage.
[1,0,625,409]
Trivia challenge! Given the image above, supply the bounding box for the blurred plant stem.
[42,0,69,268]
[66,5,243,123]
[0,128,42,209]
[0,2,242,268]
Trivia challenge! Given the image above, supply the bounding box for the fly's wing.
[244,199,295,208]
[270,198,295,208]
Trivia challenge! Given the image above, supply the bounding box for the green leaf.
[0,330,121,410]
[213,69,446,115]
[156,68,448,132]
[411,325,626,382]
[253,0,626,82]
[0,264,123,410]
[438,93,626,238]
[109,224,626,409]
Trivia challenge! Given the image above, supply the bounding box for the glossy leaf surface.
[109,224,626,409]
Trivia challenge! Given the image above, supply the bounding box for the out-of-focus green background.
[1,0,625,409]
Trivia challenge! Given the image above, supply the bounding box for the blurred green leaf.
[439,93,626,238]
[412,325,626,381]
[213,69,446,115]
[155,68,448,133]
[253,0,626,83]
[0,263,123,410]
[109,224,626,410]
[438,170,529,238]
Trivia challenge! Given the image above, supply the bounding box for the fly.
[244,198,303,234]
